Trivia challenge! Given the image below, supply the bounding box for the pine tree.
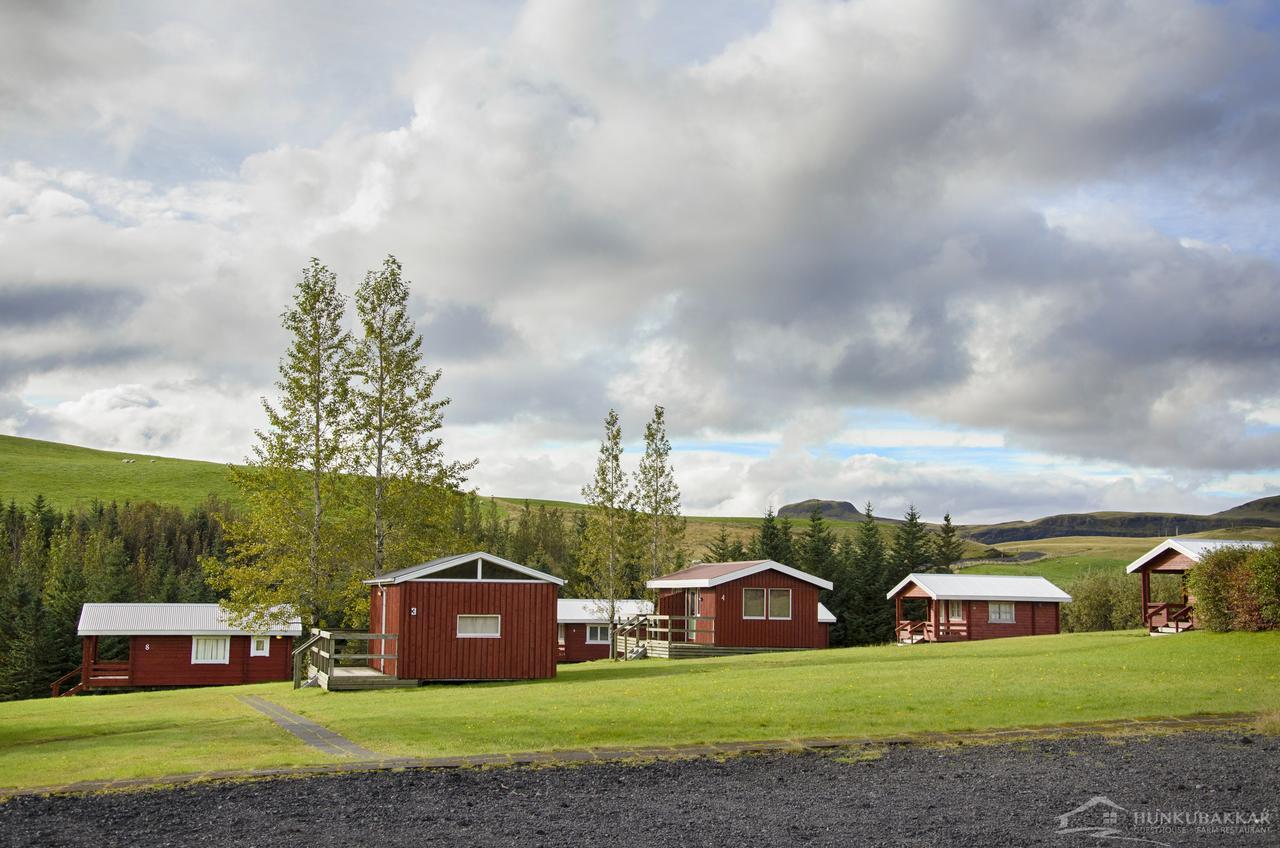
[579,410,632,657]
[799,506,838,583]
[635,405,685,579]
[211,258,358,630]
[704,525,748,563]
[846,502,892,645]
[752,506,795,564]
[349,255,473,576]
[889,504,931,584]
[930,512,963,573]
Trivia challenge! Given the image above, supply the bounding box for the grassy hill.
[0,434,240,510]
[1,629,1275,792]
[961,500,1280,544]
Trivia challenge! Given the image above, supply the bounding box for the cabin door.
[684,589,701,642]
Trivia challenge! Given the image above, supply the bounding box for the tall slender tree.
[930,512,963,573]
[210,259,357,629]
[349,255,473,576]
[580,409,631,657]
[846,502,891,645]
[889,504,931,584]
[634,405,685,580]
[752,506,795,564]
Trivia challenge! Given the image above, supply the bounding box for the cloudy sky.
[3,0,1280,523]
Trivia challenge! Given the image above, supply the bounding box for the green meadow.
[2,630,1275,792]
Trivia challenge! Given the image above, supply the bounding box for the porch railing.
[1144,603,1195,631]
[896,620,928,642]
[293,630,399,688]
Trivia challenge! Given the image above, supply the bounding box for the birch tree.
[210,259,357,629]
[349,255,473,576]
[634,405,685,580]
[580,409,631,658]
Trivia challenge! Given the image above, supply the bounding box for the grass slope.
[0,434,239,510]
[2,630,1275,791]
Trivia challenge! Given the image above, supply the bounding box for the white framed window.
[742,588,766,619]
[586,625,611,644]
[457,614,501,638]
[988,602,1015,624]
[947,600,964,622]
[767,588,792,620]
[191,636,230,664]
[250,636,270,657]
[557,624,566,645]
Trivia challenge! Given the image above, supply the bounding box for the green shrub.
[1062,570,1180,632]
[1186,544,1280,633]
[1251,545,1280,628]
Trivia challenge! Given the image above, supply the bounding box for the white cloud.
[1,0,1278,522]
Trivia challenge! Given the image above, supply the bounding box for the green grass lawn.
[2,630,1274,791]
[958,555,1129,588]
[0,683,334,790]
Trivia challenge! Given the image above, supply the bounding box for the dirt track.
[1,731,1275,847]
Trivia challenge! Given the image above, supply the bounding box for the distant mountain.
[962,499,1280,544]
[777,499,905,524]
[1214,495,1280,521]
[778,492,1280,544]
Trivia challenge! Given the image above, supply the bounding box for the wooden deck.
[296,630,417,691]
[615,616,811,660]
[317,666,418,691]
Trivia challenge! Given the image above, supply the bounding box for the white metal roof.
[1125,538,1272,573]
[363,551,566,586]
[77,603,302,637]
[817,602,837,624]
[557,599,654,624]
[647,559,833,591]
[886,573,1071,603]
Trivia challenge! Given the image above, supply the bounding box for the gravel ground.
[2,731,1275,848]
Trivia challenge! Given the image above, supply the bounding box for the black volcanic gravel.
[1,731,1275,847]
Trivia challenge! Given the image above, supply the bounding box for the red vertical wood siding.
[369,586,401,676]
[961,601,1062,640]
[559,623,612,662]
[659,571,826,649]
[396,581,557,680]
[125,634,293,686]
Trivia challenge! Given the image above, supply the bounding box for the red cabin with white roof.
[55,603,301,696]
[557,598,653,662]
[886,573,1070,644]
[627,560,833,658]
[364,551,563,683]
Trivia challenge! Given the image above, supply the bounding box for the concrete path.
[1,712,1257,799]
[236,695,383,759]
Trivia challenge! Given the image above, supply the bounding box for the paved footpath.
[0,711,1256,799]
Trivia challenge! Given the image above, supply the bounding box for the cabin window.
[191,636,230,664]
[586,625,611,644]
[947,600,964,622]
[457,614,501,638]
[988,602,1015,624]
[250,636,270,657]
[742,588,766,619]
[767,589,792,620]
[433,561,482,579]
[557,624,566,645]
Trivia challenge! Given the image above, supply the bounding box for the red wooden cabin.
[1126,538,1270,634]
[557,599,653,662]
[887,573,1070,644]
[364,551,563,683]
[624,560,833,658]
[55,603,300,696]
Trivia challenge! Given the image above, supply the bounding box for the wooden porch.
[614,614,809,660]
[1138,563,1196,634]
[894,595,970,645]
[52,634,134,696]
[294,630,417,691]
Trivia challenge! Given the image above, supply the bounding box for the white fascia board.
[365,551,565,585]
[1125,539,1182,574]
[648,560,833,591]
[885,574,933,600]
